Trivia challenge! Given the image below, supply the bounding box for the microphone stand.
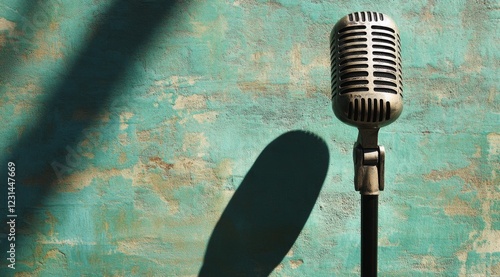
[354,129,385,277]
[361,194,378,276]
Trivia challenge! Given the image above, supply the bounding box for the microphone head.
[330,12,403,129]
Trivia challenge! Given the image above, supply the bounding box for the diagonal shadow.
[1,0,180,258]
[199,130,330,277]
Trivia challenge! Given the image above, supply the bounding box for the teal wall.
[0,0,498,276]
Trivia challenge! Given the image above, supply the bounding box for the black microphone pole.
[361,194,378,276]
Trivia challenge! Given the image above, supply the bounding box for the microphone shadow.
[199,130,330,277]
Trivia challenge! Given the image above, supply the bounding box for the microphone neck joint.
[354,129,385,195]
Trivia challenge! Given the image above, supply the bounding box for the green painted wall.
[0,0,498,276]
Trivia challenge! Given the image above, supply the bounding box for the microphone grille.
[347,11,385,22]
[330,12,403,127]
[330,12,402,98]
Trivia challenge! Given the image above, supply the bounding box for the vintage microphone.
[329,11,403,276]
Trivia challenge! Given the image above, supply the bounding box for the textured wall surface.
[0,0,498,276]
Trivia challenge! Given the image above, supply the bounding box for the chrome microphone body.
[331,11,403,130]
[330,11,403,195]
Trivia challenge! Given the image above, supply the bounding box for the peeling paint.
[0,17,16,31]
[289,259,304,269]
[148,156,174,172]
[445,196,479,216]
[487,133,500,160]
[173,94,206,110]
[192,111,218,123]
[119,112,134,130]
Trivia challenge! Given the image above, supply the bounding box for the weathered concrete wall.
[0,0,498,276]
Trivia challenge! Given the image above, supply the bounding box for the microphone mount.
[353,128,385,195]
